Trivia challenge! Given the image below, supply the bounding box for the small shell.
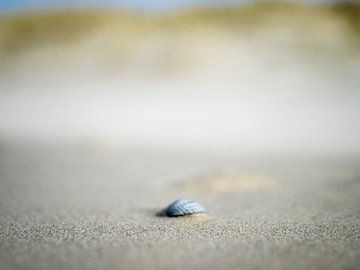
[165,199,207,217]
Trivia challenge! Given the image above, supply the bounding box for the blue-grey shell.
[165,199,206,217]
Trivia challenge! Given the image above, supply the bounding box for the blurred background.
[0,0,359,156]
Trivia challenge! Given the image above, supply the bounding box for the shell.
[165,199,207,217]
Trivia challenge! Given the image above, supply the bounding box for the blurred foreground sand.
[0,143,360,270]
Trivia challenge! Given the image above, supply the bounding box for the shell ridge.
[165,199,207,217]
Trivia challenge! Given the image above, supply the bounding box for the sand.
[0,142,360,270]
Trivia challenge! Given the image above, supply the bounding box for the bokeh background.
[0,0,359,156]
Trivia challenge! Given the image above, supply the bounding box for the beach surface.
[1,142,359,270]
[1,3,360,269]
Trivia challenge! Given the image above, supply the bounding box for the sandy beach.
[1,2,360,269]
[1,142,359,270]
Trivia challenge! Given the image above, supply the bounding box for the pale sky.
[0,0,343,12]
